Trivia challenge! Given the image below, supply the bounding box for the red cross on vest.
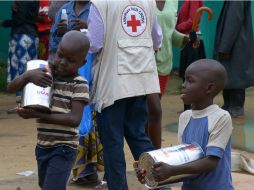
[127,15,141,32]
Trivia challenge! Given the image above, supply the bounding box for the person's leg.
[146,93,162,149]
[71,113,104,187]
[222,89,231,110]
[124,96,154,160]
[96,100,128,190]
[70,134,99,183]
[124,97,172,189]
[231,89,245,107]
[158,75,169,96]
[35,146,49,188]
[42,146,77,190]
[229,89,245,117]
[145,75,168,149]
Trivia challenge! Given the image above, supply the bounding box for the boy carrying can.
[7,30,90,190]
[135,59,235,190]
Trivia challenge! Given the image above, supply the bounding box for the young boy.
[135,59,235,190]
[7,30,90,190]
[50,1,104,186]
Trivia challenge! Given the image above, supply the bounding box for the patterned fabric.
[38,33,50,60]
[72,112,104,178]
[7,34,38,84]
[37,76,89,148]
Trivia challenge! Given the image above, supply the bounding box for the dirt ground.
[1,84,254,190]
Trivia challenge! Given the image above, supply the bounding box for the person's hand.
[71,19,87,30]
[192,38,200,49]
[189,31,197,43]
[151,162,174,182]
[18,106,41,119]
[183,35,190,45]
[27,68,53,88]
[133,161,146,184]
[218,52,231,61]
[57,20,68,36]
[188,31,200,48]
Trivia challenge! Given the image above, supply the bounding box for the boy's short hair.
[60,30,90,56]
[189,59,227,96]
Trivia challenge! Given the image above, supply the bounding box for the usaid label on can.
[138,143,204,189]
[22,60,52,112]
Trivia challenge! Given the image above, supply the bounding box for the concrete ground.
[0,76,254,190]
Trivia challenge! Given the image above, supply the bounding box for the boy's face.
[181,66,209,109]
[54,43,84,77]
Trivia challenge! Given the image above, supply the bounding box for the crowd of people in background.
[0,0,254,190]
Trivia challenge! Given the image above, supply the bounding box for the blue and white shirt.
[50,1,90,53]
[178,104,235,190]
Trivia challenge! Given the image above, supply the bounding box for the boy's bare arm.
[7,68,52,93]
[18,100,85,128]
[151,156,219,182]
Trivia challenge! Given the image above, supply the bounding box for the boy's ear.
[206,82,215,94]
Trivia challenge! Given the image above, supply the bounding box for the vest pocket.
[117,38,154,74]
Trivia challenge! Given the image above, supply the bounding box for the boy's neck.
[56,73,79,81]
[192,100,214,110]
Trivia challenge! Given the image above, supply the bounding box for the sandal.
[95,180,108,190]
[68,175,99,186]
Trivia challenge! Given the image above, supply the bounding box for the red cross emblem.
[122,5,147,37]
[127,15,141,32]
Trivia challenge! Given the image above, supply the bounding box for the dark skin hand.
[57,20,68,36]
[152,156,219,182]
[183,35,190,44]
[192,39,201,49]
[182,34,201,49]
[71,18,87,30]
[57,19,87,36]
[134,156,219,183]
[18,100,85,127]
[133,161,146,184]
[7,68,52,93]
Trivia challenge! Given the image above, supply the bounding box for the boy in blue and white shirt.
[136,59,235,190]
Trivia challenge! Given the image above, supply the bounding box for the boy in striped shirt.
[7,31,90,190]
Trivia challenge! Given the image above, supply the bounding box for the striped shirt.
[37,76,89,148]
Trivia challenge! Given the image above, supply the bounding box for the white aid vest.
[91,0,160,112]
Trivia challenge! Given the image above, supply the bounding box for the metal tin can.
[138,143,204,189]
[21,60,52,113]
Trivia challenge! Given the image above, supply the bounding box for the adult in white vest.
[87,0,163,189]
